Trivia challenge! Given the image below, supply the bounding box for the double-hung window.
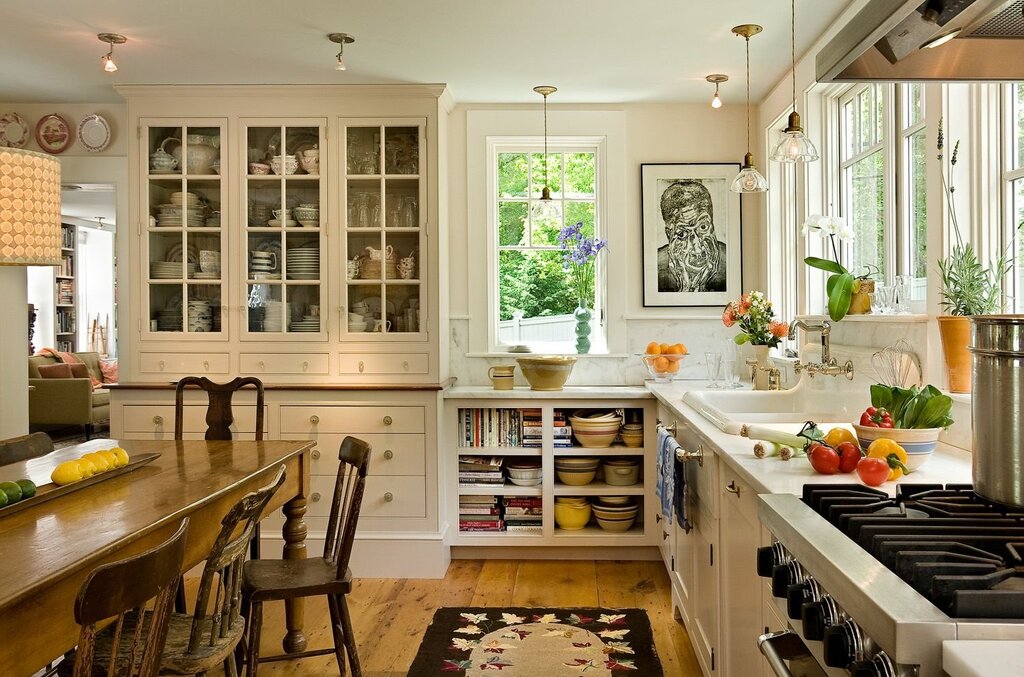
[492,143,602,351]
[836,83,927,299]
[1006,83,1024,309]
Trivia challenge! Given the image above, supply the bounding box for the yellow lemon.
[84,452,111,473]
[76,456,99,478]
[98,450,119,469]
[112,447,130,468]
[51,460,85,486]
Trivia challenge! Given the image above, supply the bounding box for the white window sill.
[795,313,929,323]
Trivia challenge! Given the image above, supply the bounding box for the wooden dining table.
[0,437,314,677]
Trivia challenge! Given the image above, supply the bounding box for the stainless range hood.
[817,0,1024,82]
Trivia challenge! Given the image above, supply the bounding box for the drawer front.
[121,404,265,438]
[139,353,230,375]
[280,405,424,434]
[307,433,425,476]
[302,475,425,518]
[721,465,758,525]
[338,353,429,375]
[239,353,330,375]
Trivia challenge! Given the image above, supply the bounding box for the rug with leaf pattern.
[408,607,663,676]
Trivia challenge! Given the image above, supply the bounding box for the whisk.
[871,338,921,387]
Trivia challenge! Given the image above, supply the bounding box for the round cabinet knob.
[384,492,394,502]
[383,449,394,460]
[725,480,741,496]
[311,450,321,460]
[158,360,165,371]
[310,415,320,425]
[662,530,670,540]
[358,361,365,373]
[656,514,663,523]
[402,361,409,371]
[258,361,265,371]
[302,361,309,372]
[153,415,163,425]
[757,543,789,577]
[311,492,321,503]
[382,415,393,426]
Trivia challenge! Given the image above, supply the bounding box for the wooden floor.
[214,559,702,676]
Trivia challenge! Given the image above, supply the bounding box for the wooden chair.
[241,436,371,677]
[67,518,189,677]
[174,376,265,560]
[0,431,54,465]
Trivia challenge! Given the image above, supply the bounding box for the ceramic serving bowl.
[554,501,591,530]
[249,162,271,175]
[602,461,639,486]
[270,155,299,175]
[595,514,636,532]
[516,356,576,391]
[852,424,941,471]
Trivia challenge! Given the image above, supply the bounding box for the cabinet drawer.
[280,405,424,434]
[240,353,330,375]
[338,353,428,375]
[305,476,427,518]
[139,353,230,375]
[121,404,266,438]
[722,465,758,526]
[308,433,425,476]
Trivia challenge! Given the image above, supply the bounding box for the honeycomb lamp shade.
[0,147,62,266]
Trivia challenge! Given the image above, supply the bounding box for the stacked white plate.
[262,300,285,332]
[193,271,220,280]
[156,203,205,227]
[289,316,320,332]
[286,248,320,280]
[151,261,196,279]
[156,309,183,331]
[187,300,212,332]
[170,192,201,207]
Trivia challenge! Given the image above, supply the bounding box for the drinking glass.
[872,284,895,314]
[721,343,743,389]
[895,275,912,313]
[704,351,723,389]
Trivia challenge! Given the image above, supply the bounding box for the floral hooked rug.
[407,607,663,676]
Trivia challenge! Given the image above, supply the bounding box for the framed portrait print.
[641,163,742,307]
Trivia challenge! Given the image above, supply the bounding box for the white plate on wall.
[77,114,111,152]
[0,112,29,148]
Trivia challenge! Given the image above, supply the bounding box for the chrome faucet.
[787,319,854,380]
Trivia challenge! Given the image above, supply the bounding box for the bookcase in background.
[55,223,77,351]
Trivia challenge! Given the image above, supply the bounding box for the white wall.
[447,102,761,386]
[77,224,117,356]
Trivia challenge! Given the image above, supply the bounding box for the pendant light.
[532,85,561,221]
[706,74,728,109]
[97,33,126,73]
[730,25,768,194]
[770,0,819,163]
[328,32,355,71]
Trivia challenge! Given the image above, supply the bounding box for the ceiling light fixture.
[770,0,819,163]
[706,74,728,109]
[328,32,355,71]
[532,85,561,221]
[730,25,768,194]
[97,33,126,73]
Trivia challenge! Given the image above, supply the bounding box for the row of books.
[523,409,573,448]
[56,279,74,305]
[458,495,543,533]
[59,254,74,277]
[55,308,75,334]
[458,408,525,447]
[458,455,504,485]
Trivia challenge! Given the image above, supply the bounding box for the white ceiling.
[1,0,849,105]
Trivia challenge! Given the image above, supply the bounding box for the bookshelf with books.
[54,223,77,351]
[445,388,657,550]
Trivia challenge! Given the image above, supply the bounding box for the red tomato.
[856,457,890,486]
[836,441,862,473]
[808,442,841,475]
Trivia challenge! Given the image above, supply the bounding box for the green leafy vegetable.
[869,383,954,429]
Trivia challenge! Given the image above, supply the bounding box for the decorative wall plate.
[0,112,29,148]
[77,114,111,152]
[34,114,72,154]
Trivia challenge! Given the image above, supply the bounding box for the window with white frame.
[1007,83,1024,310]
[492,143,603,350]
[836,82,927,298]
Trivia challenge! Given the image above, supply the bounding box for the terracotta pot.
[937,315,972,393]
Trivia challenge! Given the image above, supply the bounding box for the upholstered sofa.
[28,351,110,439]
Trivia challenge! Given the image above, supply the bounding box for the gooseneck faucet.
[787,319,854,379]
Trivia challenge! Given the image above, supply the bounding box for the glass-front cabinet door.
[342,119,425,337]
[242,120,326,339]
[142,119,225,337]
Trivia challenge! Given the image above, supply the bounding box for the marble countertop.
[645,381,974,495]
[445,385,653,400]
[943,641,1024,676]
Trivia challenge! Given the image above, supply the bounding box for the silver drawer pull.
[153,415,163,425]
[310,414,320,424]
[311,492,321,503]
[726,480,741,496]
[311,449,321,460]
[383,449,394,460]
[675,444,704,467]
[384,492,394,502]
[382,415,393,426]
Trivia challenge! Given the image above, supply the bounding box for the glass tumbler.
[704,351,723,389]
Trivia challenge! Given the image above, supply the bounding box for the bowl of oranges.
[638,342,688,382]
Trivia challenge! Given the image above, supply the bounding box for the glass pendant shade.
[531,186,562,221]
[771,112,819,162]
[730,153,768,193]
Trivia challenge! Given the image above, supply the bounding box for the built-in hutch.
[108,84,453,578]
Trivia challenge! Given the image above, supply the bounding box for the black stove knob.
[771,561,804,598]
[848,659,876,677]
[823,620,862,669]
[786,579,815,620]
[801,598,832,641]
[757,543,787,577]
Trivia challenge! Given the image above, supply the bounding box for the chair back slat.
[0,431,54,465]
[73,519,189,677]
[323,436,371,580]
[187,465,286,653]
[174,376,265,441]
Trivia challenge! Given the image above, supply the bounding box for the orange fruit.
[645,341,661,355]
[659,343,671,355]
[665,344,684,355]
[653,356,670,373]
[673,342,687,354]
[666,357,681,373]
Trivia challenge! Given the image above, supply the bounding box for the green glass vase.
[574,300,592,354]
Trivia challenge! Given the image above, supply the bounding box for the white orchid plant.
[802,214,876,322]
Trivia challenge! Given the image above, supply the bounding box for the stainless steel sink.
[681,383,866,434]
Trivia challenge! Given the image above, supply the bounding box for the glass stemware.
[704,351,723,389]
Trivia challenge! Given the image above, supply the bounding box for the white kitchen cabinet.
[691,499,720,674]
[720,465,763,676]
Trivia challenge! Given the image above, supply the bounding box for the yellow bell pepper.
[866,438,911,480]
[823,427,858,449]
